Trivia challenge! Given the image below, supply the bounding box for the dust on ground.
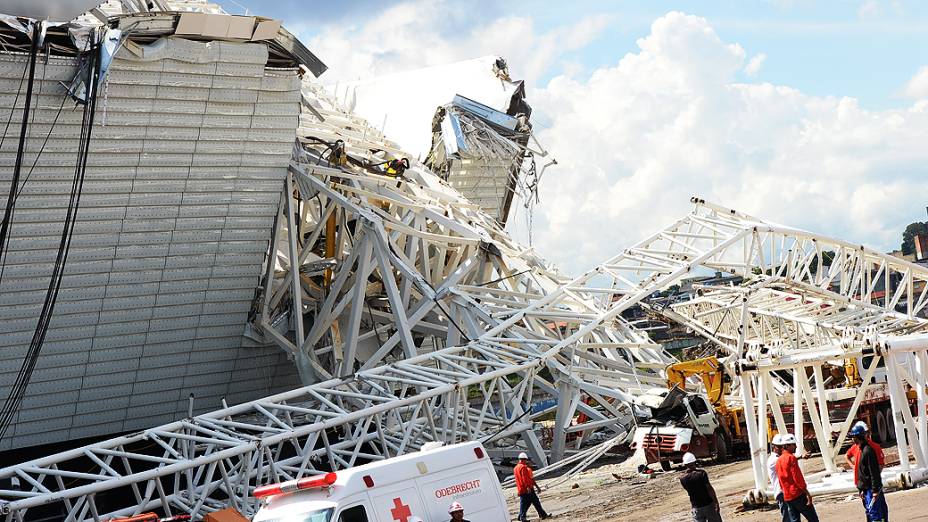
[503,447,928,521]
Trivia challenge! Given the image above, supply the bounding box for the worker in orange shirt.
[514,452,549,521]
[844,420,885,484]
[775,433,819,522]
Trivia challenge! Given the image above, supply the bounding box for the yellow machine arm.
[665,356,730,414]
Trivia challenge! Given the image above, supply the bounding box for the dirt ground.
[504,450,928,521]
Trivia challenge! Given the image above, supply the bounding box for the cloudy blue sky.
[221,0,928,273]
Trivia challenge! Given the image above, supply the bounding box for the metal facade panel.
[0,38,303,449]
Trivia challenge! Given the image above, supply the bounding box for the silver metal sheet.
[0,37,302,449]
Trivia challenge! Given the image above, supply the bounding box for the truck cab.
[252,441,508,522]
[632,387,726,470]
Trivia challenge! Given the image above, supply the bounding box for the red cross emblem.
[390,497,412,522]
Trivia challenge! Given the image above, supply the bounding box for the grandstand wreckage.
[3,2,928,521]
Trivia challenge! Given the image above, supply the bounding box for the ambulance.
[251,441,510,522]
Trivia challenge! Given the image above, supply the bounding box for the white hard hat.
[518,452,529,460]
[409,518,424,522]
[682,452,697,465]
[448,501,464,513]
[854,420,869,432]
[780,433,797,445]
[771,434,783,446]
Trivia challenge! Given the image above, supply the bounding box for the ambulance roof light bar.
[253,472,337,499]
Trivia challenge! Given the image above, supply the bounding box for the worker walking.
[447,501,471,522]
[851,425,888,521]
[679,452,723,522]
[775,434,819,522]
[514,452,549,521]
[767,434,788,522]
[845,420,885,485]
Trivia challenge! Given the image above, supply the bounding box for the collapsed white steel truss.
[3,80,928,521]
[0,81,678,520]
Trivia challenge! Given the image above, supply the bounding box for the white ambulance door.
[368,484,427,522]
[418,462,508,522]
[333,495,374,522]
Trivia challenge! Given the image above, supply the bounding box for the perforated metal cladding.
[0,39,300,450]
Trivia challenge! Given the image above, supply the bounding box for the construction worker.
[679,452,722,522]
[447,501,471,522]
[845,420,885,485]
[514,452,549,521]
[767,434,789,522]
[851,425,888,521]
[775,433,819,522]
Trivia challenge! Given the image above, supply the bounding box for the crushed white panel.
[0,37,301,450]
[426,95,538,224]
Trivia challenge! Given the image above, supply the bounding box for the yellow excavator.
[633,355,748,469]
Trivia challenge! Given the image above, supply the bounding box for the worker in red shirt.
[514,452,549,521]
[775,433,819,522]
[844,420,885,485]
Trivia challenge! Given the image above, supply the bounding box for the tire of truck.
[884,406,896,442]
[660,460,672,472]
[714,432,728,463]
[875,409,888,443]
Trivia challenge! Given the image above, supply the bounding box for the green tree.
[902,222,928,255]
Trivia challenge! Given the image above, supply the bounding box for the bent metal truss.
[4,79,928,522]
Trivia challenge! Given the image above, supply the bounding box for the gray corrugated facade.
[0,37,301,450]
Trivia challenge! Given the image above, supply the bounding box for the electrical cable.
[0,50,29,153]
[15,92,69,202]
[0,31,102,439]
[0,22,41,291]
[434,298,471,343]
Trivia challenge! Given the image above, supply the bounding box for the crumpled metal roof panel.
[0,37,302,450]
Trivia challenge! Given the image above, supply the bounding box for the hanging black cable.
[0,53,29,152]
[0,30,102,439]
[15,92,69,202]
[0,22,41,292]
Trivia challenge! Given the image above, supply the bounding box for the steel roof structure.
[3,3,928,521]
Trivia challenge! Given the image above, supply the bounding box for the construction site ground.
[504,446,928,521]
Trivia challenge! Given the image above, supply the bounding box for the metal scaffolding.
[3,56,928,522]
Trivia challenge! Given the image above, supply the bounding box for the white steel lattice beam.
[6,65,928,520]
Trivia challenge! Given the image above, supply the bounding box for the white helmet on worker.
[780,433,797,445]
[518,452,529,460]
[682,452,697,465]
[448,501,464,514]
[771,434,783,446]
[854,420,869,432]
[409,518,424,522]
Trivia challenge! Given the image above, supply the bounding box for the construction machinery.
[633,356,745,469]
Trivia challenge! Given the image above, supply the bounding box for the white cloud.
[305,0,609,86]
[744,53,766,76]
[858,0,882,18]
[520,11,928,274]
[902,66,928,99]
[300,6,928,276]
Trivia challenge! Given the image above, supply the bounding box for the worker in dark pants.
[851,425,888,521]
[775,434,819,522]
[845,420,885,485]
[767,434,789,522]
[679,452,723,522]
[514,452,549,521]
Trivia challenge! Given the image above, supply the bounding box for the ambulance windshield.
[263,507,333,522]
